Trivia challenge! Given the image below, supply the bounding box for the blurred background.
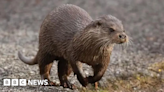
[0,0,164,92]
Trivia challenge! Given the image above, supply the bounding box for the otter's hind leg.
[58,58,76,89]
[38,53,58,86]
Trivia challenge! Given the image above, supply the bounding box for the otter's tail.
[18,51,38,65]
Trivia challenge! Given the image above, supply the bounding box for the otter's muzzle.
[118,34,127,43]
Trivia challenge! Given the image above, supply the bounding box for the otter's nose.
[119,34,126,39]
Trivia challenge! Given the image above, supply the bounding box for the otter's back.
[40,4,92,57]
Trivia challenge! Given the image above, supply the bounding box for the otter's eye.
[109,28,115,32]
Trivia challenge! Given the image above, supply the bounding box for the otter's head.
[87,15,128,44]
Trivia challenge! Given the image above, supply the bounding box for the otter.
[18,4,128,89]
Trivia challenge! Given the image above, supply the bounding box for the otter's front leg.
[87,62,109,84]
[70,61,88,87]
[58,58,76,89]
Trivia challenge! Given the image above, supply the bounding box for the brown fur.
[18,4,128,89]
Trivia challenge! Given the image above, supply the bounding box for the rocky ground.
[0,0,164,92]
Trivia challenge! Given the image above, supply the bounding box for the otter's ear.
[92,20,103,27]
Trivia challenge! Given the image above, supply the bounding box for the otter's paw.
[61,81,77,90]
[77,75,88,87]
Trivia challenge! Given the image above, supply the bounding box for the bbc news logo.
[3,79,48,86]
